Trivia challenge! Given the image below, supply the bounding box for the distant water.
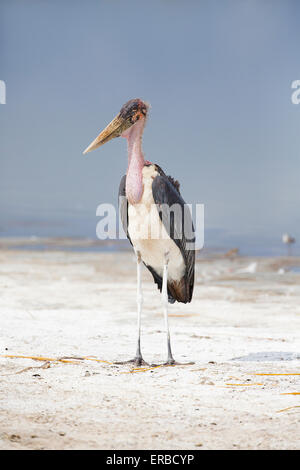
[0,216,299,256]
[289,266,300,273]
[0,237,131,253]
[1,236,300,258]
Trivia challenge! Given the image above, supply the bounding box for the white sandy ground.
[0,249,299,450]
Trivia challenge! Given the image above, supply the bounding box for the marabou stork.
[83,99,195,365]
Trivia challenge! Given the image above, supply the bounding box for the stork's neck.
[125,119,145,205]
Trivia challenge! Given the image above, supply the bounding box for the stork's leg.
[160,253,194,367]
[162,254,175,365]
[115,251,148,366]
[134,251,145,364]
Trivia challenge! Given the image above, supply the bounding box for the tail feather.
[145,263,191,304]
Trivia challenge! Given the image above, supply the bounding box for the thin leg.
[162,254,175,365]
[160,253,194,367]
[115,251,147,366]
[135,251,144,364]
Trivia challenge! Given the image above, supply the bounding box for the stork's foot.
[114,357,149,367]
[157,358,195,367]
[171,360,194,366]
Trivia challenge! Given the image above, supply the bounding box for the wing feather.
[118,170,195,303]
[152,174,195,302]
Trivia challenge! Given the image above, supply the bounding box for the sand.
[0,248,299,450]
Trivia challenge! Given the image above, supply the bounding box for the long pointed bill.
[83,114,130,154]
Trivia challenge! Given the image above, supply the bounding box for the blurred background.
[1,0,299,255]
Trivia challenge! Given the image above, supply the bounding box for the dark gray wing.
[118,172,195,303]
[152,174,195,303]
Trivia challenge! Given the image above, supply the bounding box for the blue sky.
[1,0,300,253]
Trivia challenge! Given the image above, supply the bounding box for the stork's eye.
[130,112,140,124]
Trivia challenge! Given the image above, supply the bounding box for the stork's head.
[83,98,148,154]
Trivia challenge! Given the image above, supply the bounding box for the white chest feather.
[128,165,185,281]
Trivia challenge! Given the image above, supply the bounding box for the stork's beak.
[83,113,131,155]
